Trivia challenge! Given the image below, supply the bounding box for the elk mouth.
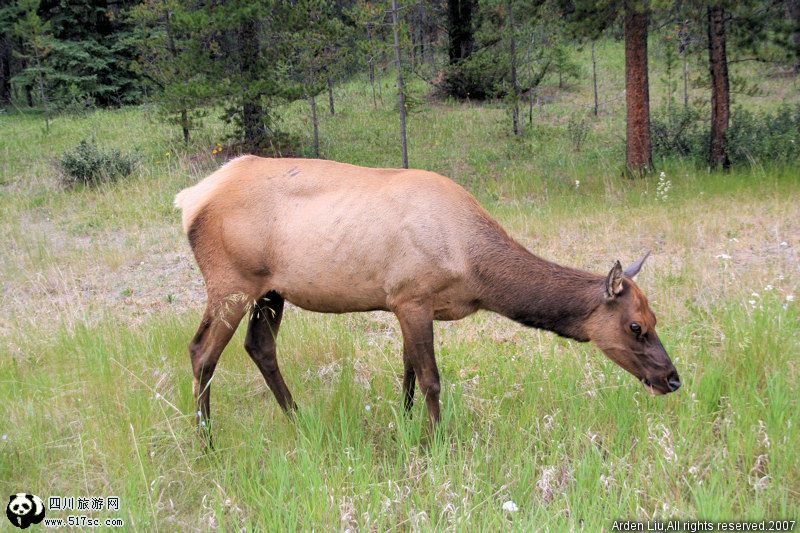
[640,378,661,396]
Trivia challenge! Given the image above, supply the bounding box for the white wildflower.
[1,434,7,441]
[656,171,672,202]
[786,294,795,302]
[764,285,773,291]
[716,254,732,260]
[365,404,372,412]
[779,241,788,247]
[749,300,757,306]
[502,500,519,513]
[574,180,580,189]
[751,292,760,298]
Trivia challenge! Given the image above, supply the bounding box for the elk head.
[586,252,681,395]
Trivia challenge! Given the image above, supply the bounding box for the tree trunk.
[238,19,265,152]
[788,0,800,73]
[163,2,190,143]
[591,41,599,116]
[32,49,49,131]
[624,0,653,176]
[327,75,335,116]
[309,94,319,157]
[391,0,409,168]
[181,110,190,144]
[506,0,520,135]
[366,24,378,109]
[679,20,689,109]
[529,88,534,123]
[447,0,474,64]
[0,32,11,106]
[708,4,730,170]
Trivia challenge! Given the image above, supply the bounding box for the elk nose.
[667,372,681,392]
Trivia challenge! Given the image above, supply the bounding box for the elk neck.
[471,236,605,342]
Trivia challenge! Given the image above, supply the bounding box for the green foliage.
[58,138,137,186]
[726,106,800,166]
[437,50,509,99]
[127,0,213,141]
[651,106,703,159]
[652,105,800,167]
[552,44,580,89]
[566,113,590,151]
[11,0,144,110]
[437,0,561,101]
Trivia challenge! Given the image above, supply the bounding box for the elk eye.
[630,322,642,335]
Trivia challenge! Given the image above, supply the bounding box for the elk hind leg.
[190,294,249,445]
[244,291,297,412]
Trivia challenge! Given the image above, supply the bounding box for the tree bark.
[624,0,653,175]
[507,0,520,135]
[591,41,599,116]
[327,75,335,116]
[309,94,319,157]
[788,0,800,73]
[34,48,49,132]
[679,19,689,109]
[163,2,190,143]
[447,0,474,64]
[238,18,265,152]
[366,24,378,108]
[708,4,730,170]
[391,0,409,168]
[1,32,11,106]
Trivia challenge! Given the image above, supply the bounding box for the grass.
[1,38,799,530]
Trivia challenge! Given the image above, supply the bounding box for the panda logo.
[6,493,45,529]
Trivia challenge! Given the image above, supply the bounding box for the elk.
[175,156,680,440]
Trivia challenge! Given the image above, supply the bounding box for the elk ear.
[624,250,651,280]
[605,260,624,299]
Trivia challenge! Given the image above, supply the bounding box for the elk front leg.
[395,303,440,426]
[402,356,416,414]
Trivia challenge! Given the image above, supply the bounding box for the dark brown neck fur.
[470,226,605,341]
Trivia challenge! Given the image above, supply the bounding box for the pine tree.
[13,0,55,128]
[129,0,211,143]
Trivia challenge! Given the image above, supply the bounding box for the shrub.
[651,104,800,167]
[435,52,508,100]
[567,114,590,152]
[726,106,800,166]
[651,106,704,159]
[59,139,137,186]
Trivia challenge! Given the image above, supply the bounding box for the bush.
[567,114,590,152]
[435,52,509,100]
[652,104,800,166]
[726,106,800,165]
[651,106,704,159]
[59,139,137,186]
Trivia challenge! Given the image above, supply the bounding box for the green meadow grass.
[1,39,799,530]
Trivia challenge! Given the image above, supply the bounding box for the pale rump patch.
[174,155,257,233]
